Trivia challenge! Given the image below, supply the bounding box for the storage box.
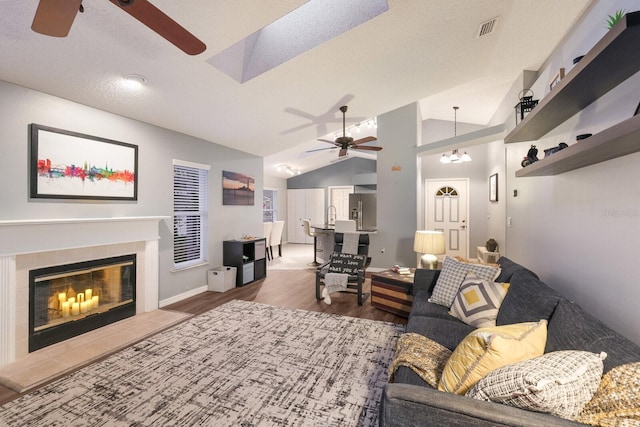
[207,266,237,292]
[371,269,414,318]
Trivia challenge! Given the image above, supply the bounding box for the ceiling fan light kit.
[316,106,382,158]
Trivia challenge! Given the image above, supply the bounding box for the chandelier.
[440,106,472,164]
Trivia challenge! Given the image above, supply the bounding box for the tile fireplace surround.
[0,216,168,368]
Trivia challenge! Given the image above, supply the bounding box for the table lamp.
[413,230,445,269]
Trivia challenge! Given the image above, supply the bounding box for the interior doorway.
[328,186,354,223]
[425,178,469,258]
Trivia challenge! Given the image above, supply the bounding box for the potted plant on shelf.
[606,9,626,30]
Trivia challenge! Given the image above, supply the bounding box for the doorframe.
[424,177,471,258]
[327,185,354,222]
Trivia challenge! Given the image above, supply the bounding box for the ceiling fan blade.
[31,0,83,37]
[109,0,206,55]
[339,148,348,157]
[305,147,336,153]
[318,138,338,145]
[352,146,382,151]
[352,136,377,146]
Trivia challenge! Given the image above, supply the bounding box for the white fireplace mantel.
[0,216,169,367]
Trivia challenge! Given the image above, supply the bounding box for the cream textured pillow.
[429,256,501,307]
[389,333,452,388]
[438,320,547,395]
[576,362,640,426]
[449,272,510,328]
[466,350,606,420]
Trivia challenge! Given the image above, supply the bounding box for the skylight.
[207,0,389,83]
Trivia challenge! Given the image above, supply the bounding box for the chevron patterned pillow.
[429,256,501,307]
[449,272,510,328]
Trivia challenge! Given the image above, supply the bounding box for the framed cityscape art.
[29,124,138,201]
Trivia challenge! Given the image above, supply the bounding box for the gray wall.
[503,0,640,345]
[0,80,263,303]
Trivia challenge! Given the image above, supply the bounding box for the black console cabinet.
[223,238,267,287]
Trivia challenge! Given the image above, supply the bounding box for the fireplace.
[29,255,137,352]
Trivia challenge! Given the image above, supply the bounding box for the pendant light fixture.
[440,106,472,164]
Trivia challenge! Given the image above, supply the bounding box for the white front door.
[426,179,469,259]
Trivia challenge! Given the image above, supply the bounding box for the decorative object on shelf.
[549,68,565,91]
[489,173,498,202]
[486,239,498,253]
[29,123,138,201]
[543,142,569,157]
[440,106,472,164]
[606,9,626,30]
[222,170,255,205]
[413,230,445,270]
[520,145,539,167]
[634,102,640,116]
[514,89,539,124]
[576,134,592,141]
[573,55,585,65]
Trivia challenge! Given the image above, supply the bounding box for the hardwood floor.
[0,268,406,405]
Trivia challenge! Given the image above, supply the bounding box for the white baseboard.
[159,285,208,308]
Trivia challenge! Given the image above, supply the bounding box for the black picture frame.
[489,173,498,202]
[30,124,138,201]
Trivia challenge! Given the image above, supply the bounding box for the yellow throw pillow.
[438,320,547,395]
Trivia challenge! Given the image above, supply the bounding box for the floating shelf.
[505,11,640,144]
[515,114,640,177]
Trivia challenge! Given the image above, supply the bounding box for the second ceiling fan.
[316,106,381,157]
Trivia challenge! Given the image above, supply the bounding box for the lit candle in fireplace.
[85,289,92,301]
[80,301,89,313]
[77,293,85,303]
[71,302,80,316]
[58,292,67,303]
[61,301,70,317]
[92,295,99,309]
[68,297,76,305]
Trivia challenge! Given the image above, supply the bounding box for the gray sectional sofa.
[379,257,640,427]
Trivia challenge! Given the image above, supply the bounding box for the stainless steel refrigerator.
[349,193,377,231]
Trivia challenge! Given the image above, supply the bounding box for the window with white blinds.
[173,160,210,269]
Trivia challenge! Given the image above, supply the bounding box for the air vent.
[477,17,499,37]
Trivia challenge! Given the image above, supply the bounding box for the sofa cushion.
[546,299,640,373]
[496,270,562,326]
[389,333,452,388]
[406,316,474,351]
[576,362,640,426]
[409,297,456,321]
[439,320,547,395]
[467,350,606,420]
[430,256,501,307]
[449,272,510,328]
[495,256,539,282]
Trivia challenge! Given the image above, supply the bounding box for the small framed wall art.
[222,170,255,205]
[489,173,498,202]
[549,68,565,91]
[29,124,138,201]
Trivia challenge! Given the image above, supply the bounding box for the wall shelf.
[505,11,640,144]
[516,114,640,177]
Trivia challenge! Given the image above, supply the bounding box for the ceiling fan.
[31,0,206,55]
[314,106,382,157]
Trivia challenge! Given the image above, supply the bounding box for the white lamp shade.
[413,230,445,255]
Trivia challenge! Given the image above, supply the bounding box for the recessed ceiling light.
[123,74,147,90]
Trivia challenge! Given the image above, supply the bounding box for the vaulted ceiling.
[0,0,592,177]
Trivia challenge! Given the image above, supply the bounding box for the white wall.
[504,0,640,345]
[0,80,264,303]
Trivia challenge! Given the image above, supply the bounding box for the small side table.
[371,269,415,318]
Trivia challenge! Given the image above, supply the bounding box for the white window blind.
[173,160,209,269]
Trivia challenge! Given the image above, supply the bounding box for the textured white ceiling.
[0,0,593,178]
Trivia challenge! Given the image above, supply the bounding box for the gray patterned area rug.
[0,300,403,426]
